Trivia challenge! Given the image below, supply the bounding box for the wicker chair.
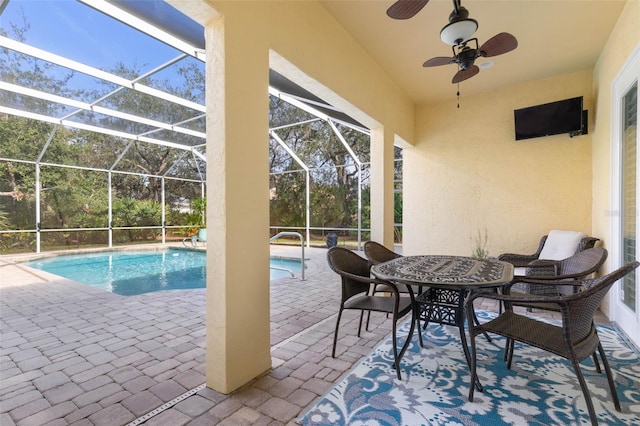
[327,247,414,380]
[466,261,640,426]
[363,241,424,331]
[363,240,402,264]
[364,240,423,292]
[498,232,599,268]
[502,247,608,368]
[499,232,599,304]
[363,241,403,322]
[507,247,609,303]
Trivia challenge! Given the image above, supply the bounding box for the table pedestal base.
[416,288,485,391]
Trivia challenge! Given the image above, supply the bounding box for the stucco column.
[369,126,396,247]
[205,13,271,393]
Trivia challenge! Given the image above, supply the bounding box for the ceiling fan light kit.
[439,6,478,45]
[440,19,478,45]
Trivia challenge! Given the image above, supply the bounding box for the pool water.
[24,250,302,296]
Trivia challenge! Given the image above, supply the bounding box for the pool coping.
[0,243,191,264]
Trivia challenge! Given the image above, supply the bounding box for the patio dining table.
[371,255,514,389]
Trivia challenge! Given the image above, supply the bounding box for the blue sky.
[1,0,182,75]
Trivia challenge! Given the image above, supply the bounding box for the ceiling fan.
[387,0,518,84]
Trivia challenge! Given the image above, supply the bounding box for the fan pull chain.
[457,83,460,109]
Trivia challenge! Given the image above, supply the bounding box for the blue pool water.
[24,250,302,296]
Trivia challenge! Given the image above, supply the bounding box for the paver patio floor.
[0,244,611,425]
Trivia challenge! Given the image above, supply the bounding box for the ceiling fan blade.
[387,0,430,20]
[479,32,518,57]
[423,56,455,67]
[452,65,479,83]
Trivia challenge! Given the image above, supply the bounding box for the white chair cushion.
[538,230,586,260]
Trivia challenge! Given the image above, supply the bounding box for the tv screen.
[514,96,584,140]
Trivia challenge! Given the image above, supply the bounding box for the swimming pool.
[24,250,303,296]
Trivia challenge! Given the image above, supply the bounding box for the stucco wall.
[404,70,594,257]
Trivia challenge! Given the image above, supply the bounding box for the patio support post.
[369,126,395,248]
[204,10,271,394]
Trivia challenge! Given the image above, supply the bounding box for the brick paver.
[121,391,164,417]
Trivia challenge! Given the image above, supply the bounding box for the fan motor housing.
[457,47,477,70]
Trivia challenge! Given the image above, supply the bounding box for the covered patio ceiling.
[0,0,366,181]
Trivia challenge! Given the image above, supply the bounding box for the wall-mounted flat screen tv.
[514,96,585,140]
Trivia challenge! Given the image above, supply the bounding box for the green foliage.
[112,198,161,227]
[270,171,306,227]
[180,196,206,233]
[40,166,109,229]
[111,198,162,242]
[471,228,489,259]
[0,205,9,230]
[394,192,403,224]
[191,197,206,226]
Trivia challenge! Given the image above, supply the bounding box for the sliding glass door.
[621,84,637,313]
[612,47,639,347]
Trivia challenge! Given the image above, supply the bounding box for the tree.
[0,17,207,250]
[269,97,371,235]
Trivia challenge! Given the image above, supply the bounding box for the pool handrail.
[269,231,305,280]
[270,266,296,279]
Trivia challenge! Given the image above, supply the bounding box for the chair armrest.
[332,268,379,285]
[502,277,583,294]
[498,235,548,267]
[469,287,568,306]
[520,271,593,281]
[524,259,560,277]
[497,253,539,267]
[578,237,599,252]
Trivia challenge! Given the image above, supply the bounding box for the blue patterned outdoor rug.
[297,311,640,425]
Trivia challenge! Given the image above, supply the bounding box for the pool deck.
[1,244,611,425]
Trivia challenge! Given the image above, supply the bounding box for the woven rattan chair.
[507,247,609,303]
[363,240,403,311]
[364,241,423,295]
[364,241,420,292]
[498,232,599,268]
[363,241,423,331]
[499,232,600,306]
[466,261,640,426]
[327,247,414,380]
[363,240,402,265]
[502,247,609,368]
